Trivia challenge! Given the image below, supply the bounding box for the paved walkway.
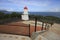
[31,23,60,40]
[31,30,48,40]
[40,23,60,40]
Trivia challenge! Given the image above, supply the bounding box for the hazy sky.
[0,0,60,12]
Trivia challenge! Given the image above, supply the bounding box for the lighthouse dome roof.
[24,6,28,9]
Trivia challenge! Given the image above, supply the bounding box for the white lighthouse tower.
[21,6,29,20]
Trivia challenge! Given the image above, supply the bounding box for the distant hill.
[0,10,12,14]
[0,10,22,14]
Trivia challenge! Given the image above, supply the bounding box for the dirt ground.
[0,21,42,36]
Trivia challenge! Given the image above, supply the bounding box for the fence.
[0,17,50,37]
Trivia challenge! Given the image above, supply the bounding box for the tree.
[0,12,5,19]
[11,12,17,18]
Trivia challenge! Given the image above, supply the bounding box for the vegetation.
[29,15,60,24]
[0,12,60,24]
[0,12,22,24]
[0,12,22,19]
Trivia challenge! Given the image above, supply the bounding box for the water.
[29,12,60,18]
[2,11,60,18]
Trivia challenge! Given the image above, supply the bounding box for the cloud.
[7,8,14,11]
[7,0,49,7]
[47,8,60,12]
[1,0,60,12]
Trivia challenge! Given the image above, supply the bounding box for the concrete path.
[31,23,60,40]
[31,30,48,40]
[41,23,60,40]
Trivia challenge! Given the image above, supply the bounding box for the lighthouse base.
[21,15,29,21]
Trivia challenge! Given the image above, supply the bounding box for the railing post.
[45,23,47,30]
[41,22,44,31]
[29,24,30,37]
[35,17,37,32]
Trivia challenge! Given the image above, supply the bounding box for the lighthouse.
[21,6,29,20]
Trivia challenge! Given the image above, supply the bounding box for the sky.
[0,0,60,12]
